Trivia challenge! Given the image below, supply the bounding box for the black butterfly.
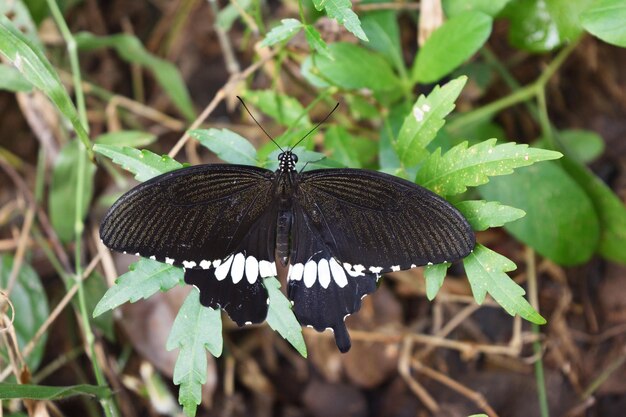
[100,105,475,353]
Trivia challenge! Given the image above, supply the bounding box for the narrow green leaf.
[241,90,311,128]
[463,244,546,324]
[0,255,49,371]
[424,263,450,301]
[75,32,195,120]
[308,43,400,94]
[480,162,599,266]
[561,157,626,264]
[455,200,526,231]
[80,272,115,341]
[303,25,331,59]
[167,289,222,416]
[442,0,512,17]
[581,0,626,47]
[261,18,303,47]
[396,76,467,167]
[93,144,183,182]
[93,258,183,317]
[94,131,157,148]
[416,139,563,197]
[0,63,32,91]
[0,383,111,400]
[413,11,492,83]
[0,15,90,151]
[312,0,368,41]
[0,1,39,44]
[50,140,96,242]
[264,277,307,357]
[190,128,258,165]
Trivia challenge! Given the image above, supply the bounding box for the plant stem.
[526,248,550,417]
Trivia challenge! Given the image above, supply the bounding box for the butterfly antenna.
[237,96,284,152]
[291,102,340,149]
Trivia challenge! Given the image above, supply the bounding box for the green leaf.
[166,289,222,416]
[303,25,332,58]
[94,130,157,148]
[0,15,89,149]
[442,0,512,17]
[93,144,183,182]
[561,157,626,264]
[93,258,183,317]
[75,32,195,121]
[50,140,96,242]
[535,129,604,164]
[424,263,450,300]
[264,277,307,357]
[190,128,258,165]
[480,162,599,266]
[0,383,111,400]
[581,0,626,47]
[312,0,368,41]
[463,244,546,324]
[455,200,526,231]
[0,1,39,44]
[261,18,303,47]
[323,125,365,168]
[0,63,32,91]
[0,255,49,371]
[307,42,401,94]
[216,0,252,30]
[241,90,311,128]
[413,11,492,84]
[416,139,563,197]
[396,76,467,167]
[501,0,592,52]
[361,11,403,73]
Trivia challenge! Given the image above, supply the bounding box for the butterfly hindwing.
[287,201,379,352]
[296,168,475,272]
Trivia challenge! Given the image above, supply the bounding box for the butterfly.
[100,102,475,352]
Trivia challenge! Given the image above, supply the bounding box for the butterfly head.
[278,151,298,172]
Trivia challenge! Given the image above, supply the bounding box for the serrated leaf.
[94,130,157,148]
[75,32,195,121]
[416,139,563,196]
[0,383,111,400]
[261,18,302,47]
[264,277,307,357]
[464,244,546,324]
[0,255,49,372]
[312,0,368,41]
[424,263,450,300]
[93,144,183,182]
[455,200,526,231]
[166,289,222,416]
[0,63,32,91]
[93,258,183,317]
[581,0,626,47]
[413,11,492,84]
[50,140,96,242]
[190,128,258,165]
[442,0,512,17]
[479,162,599,266]
[396,76,467,167]
[303,25,331,58]
[0,15,89,148]
[241,90,311,128]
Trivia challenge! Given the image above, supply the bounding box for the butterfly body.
[101,151,475,352]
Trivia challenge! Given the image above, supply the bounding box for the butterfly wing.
[100,164,278,324]
[286,168,474,351]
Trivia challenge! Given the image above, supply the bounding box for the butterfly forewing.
[296,169,475,273]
